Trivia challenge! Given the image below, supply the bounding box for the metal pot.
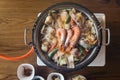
[31,2,105,72]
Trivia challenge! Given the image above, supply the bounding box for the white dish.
[33,76,45,80]
[70,75,87,80]
[17,63,35,80]
[47,72,64,80]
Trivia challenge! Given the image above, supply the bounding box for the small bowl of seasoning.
[69,75,87,80]
[17,63,35,80]
[32,76,45,80]
[47,72,64,80]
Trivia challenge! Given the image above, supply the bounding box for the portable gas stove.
[37,13,110,67]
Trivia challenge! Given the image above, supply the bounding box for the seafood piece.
[43,33,53,42]
[71,75,87,80]
[83,20,93,34]
[70,48,79,55]
[85,20,93,28]
[57,17,64,28]
[79,38,91,50]
[65,29,73,47]
[69,10,81,27]
[50,10,58,19]
[45,15,53,25]
[60,10,68,22]
[42,26,56,43]
[41,41,50,52]
[58,55,67,66]
[69,11,76,23]
[46,26,55,35]
[70,19,75,26]
[71,8,76,14]
[57,28,67,51]
[70,48,83,61]
[76,12,85,26]
[53,51,65,62]
[70,26,81,45]
[85,34,97,45]
[66,26,81,52]
[67,54,74,68]
[91,25,96,34]
[69,9,85,27]
[79,34,97,50]
[41,44,48,52]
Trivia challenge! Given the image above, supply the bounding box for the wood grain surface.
[0,0,120,80]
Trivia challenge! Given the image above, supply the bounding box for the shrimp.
[66,26,81,52]
[65,29,73,47]
[57,28,67,51]
[70,19,75,26]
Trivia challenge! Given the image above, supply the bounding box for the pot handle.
[105,28,110,46]
[24,28,32,46]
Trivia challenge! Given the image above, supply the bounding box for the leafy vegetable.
[48,48,58,59]
[78,45,87,56]
[58,55,67,66]
[65,15,71,24]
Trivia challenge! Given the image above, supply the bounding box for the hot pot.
[31,2,103,72]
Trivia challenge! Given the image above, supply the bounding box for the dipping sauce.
[23,67,32,77]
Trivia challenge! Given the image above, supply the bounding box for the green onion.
[78,45,86,56]
[65,15,71,24]
[48,48,58,59]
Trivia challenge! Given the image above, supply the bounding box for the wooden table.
[0,0,120,80]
